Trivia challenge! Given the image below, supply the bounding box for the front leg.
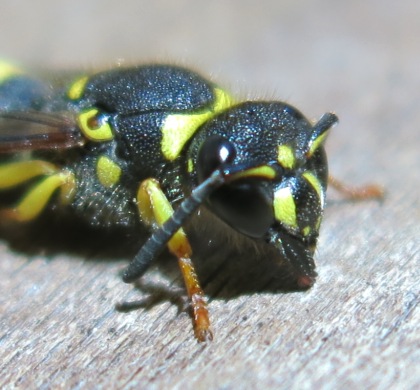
[131,178,212,342]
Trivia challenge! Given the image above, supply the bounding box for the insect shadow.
[116,233,302,315]
[0,212,306,310]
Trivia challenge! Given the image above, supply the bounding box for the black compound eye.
[197,135,236,181]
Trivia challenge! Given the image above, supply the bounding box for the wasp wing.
[0,111,84,153]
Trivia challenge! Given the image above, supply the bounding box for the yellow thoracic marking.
[77,108,114,141]
[0,170,76,222]
[302,226,311,236]
[307,131,328,157]
[302,171,324,208]
[136,178,191,257]
[0,61,23,83]
[96,156,122,188]
[315,216,322,231]
[161,88,234,161]
[277,145,295,169]
[187,158,194,173]
[315,216,322,230]
[230,165,277,181]
[0,160,58,189]
[273,187,298,229]
[67,76,89,100]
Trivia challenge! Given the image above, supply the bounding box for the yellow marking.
[302,171,324,208]
[1,171,76,222]
[277,145,295,169]
[136,180,156,226]
[315,216,322,230]
[230,165,276,181]
[137,178,191,257]
[302,226,311,236]
[96,156,122,188]
[67,76,89,100]
[0,61,23,83]
[161,88,234,161]
[137,178,177,226]
[273,187,298,229]
[59,170,77,204]
[187,158,194,173]
[0,160,58,189]
[77,108,114,141]
[307,131,328,157]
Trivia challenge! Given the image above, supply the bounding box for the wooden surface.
[0,1,418,389]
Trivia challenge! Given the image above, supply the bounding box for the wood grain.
[0,1,418,389]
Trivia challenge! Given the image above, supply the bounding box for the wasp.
[0,61,382,341]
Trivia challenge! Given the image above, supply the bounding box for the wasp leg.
[0,160,76,222]
[136,178,212,342]
[328,175,384,201]
[0,160,58,189]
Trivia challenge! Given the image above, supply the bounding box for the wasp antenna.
[123,170,225,283]
[306,112,339,157]
[312,112,338,138]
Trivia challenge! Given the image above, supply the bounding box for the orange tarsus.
[178,256,213,342]
[328,175,384,201]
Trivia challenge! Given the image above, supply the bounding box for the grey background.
[0,1,418,389]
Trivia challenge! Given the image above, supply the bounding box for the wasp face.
[190,102,338,285]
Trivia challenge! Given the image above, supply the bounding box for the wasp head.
[188,102,338,287]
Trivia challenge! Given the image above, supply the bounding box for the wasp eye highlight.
[197,135,236,180]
